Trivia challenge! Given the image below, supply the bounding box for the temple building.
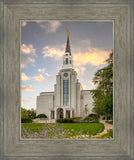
[36,30,94,120]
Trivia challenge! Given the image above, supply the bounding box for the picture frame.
[0,0,133,159]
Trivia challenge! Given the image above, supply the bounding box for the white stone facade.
[36,31,94,120]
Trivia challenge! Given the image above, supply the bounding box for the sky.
[21,21,113,110]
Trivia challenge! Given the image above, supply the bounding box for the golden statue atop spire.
[67,29,70,37]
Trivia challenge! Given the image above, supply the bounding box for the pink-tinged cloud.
[21,99,27,105]
[21,44,36,56]
[37,21,62,33]
[73,49,110,66]
[21,85,34,92]
[21,73,30,81]
[21,21,27,27]
[33,74,45,83]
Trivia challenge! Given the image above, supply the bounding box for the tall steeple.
[62,29,73,69]
[65,30,71,55]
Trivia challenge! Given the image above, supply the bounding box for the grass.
[21,123,104,138]
[96,129,113,139]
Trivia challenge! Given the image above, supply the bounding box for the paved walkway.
[93,121,113,137]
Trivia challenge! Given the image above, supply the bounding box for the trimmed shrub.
[84,114,99,123]
[56,118,74,123]
[21,117,32,123]
[36,114,47,118]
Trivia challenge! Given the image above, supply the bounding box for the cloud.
[38,68,46,74]
[38,68,52,78]
[21,44,37,68]
[74,66,86,76]
[42,45,64,60]
[21,56,35,68]
[21,85,34,92]
[73,47,110,67]
[27,57,35,63]
[21,21,27,27]
[33,74,45,83]
[21,73,30,81]
[21,99,27,105]
[21,44,36,56]
[37,21,62,33]
[45,73,53,78]
[42,39,111,67]
[72,39,111,66]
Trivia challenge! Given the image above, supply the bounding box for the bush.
[56,118,74,123]
[36,114,47,118]
[84,115,99,123]
[72,117,82,120]
[21,117,32,123]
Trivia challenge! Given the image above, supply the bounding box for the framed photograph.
[21,20,113,140]
[1,0,134,159]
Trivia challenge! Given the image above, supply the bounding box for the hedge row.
[56,118,74,123]
[21,117,32,123]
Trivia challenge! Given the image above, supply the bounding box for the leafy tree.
[21,108,28,118]
[91,52,113,119]
[27,108,36,119]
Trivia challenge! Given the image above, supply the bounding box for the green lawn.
[21,123,104,139]
[96,129,113,139]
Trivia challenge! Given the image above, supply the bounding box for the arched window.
[57,108,63,119]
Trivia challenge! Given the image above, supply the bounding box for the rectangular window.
[63,80,69,106]
[66,58,68,64]
[51,110,55,119]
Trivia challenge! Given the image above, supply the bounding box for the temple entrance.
[66,110,70,118]
[57,108,63,119]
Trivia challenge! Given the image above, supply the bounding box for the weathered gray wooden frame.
[0,0,133,159]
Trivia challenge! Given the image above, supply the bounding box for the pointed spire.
[65,29,71,54]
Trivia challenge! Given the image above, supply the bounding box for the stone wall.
[36,92,54,118]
